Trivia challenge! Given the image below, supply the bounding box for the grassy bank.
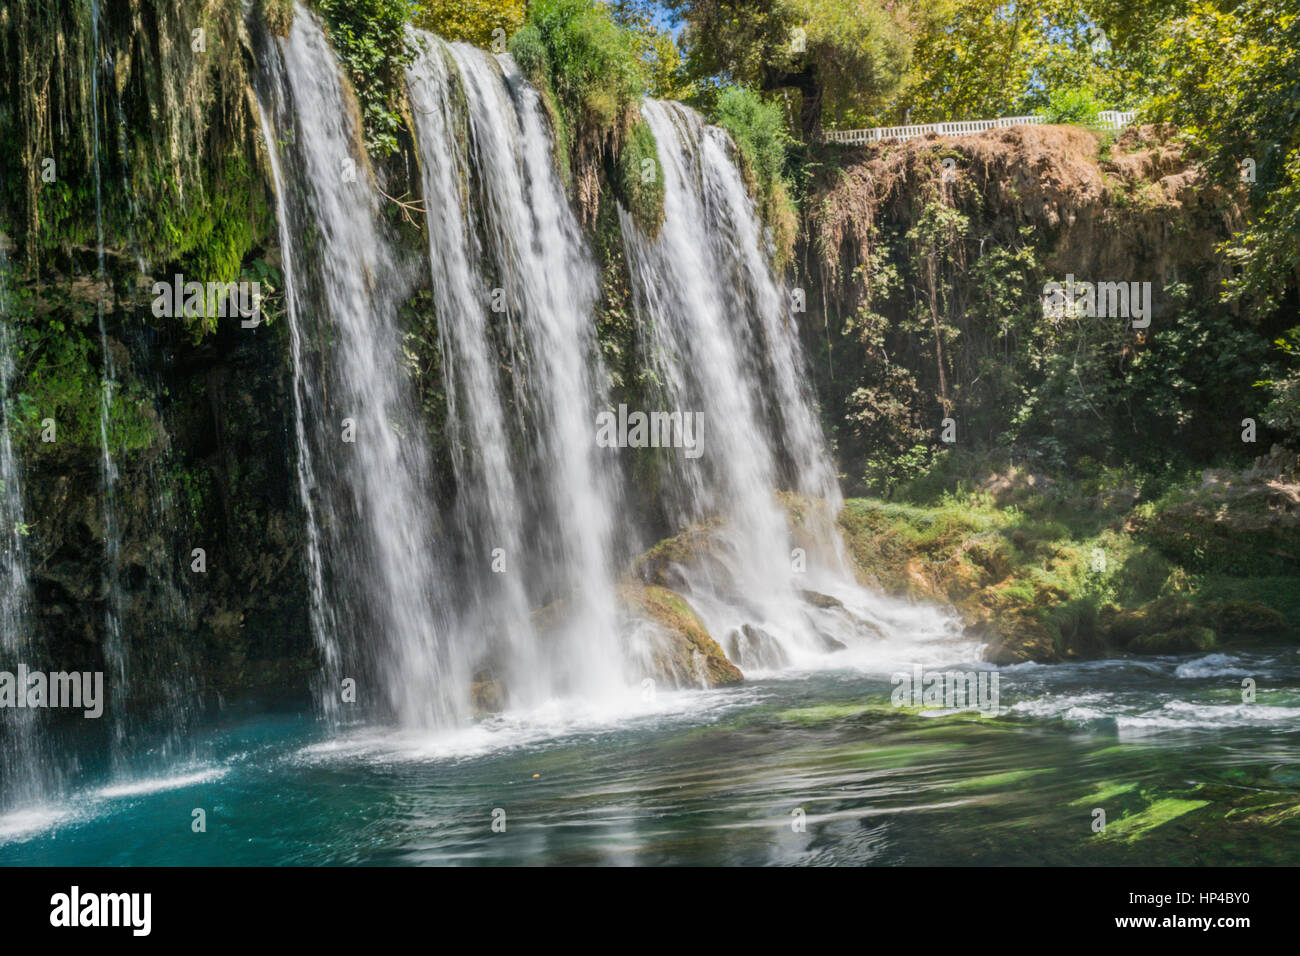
[835,449,1300,662]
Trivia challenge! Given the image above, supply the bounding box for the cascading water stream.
[258,7,463,729]
[258,9,960,737]
[0,252,45,815]
[622,100,962,672]
[404,38,541,707]
[404,34,630,709]
[88,0,129,754]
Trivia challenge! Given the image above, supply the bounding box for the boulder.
[620,584,743,687]
[722,623,790,670]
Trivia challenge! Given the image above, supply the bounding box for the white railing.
[823,110,1137,146]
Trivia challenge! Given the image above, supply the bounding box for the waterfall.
[88,0,129,756]
[253,8,953,733]
[258,8,463,728]
[405,34,628,709]
[0,253,44,813]
[621,100,953,671]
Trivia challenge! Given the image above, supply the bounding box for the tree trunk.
[762,63,822,141]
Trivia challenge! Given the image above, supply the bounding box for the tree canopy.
[662,0,915,137]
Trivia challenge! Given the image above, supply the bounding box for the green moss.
[777,702,888,723]
[12,324,157,458]
[1128,625,1217,653]
[613,118,664,236]
[1224,798,1300,826]
[619,582,743,686]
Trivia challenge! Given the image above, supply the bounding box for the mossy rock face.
[1138,460,1300,576]
[631,520,732,591]
[620,583,743,688]
[1203,600,1287,638]
[969,613,1059,665]
[1104,596,1200,645]
[798,589,844,610]
[722,623,789,670]
[1129,625,1217,653]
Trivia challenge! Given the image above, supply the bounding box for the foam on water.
[296,684,761,767]
[0,764,230,846]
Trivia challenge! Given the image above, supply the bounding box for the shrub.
[712,85,797,265]
[509,0,661,229]
[412,0,525,46]
[1044,87,1102,128]
[314,0,414,156]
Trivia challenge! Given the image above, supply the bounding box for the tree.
[1150,0,1300,317]
[664,0,914,139]
[412,0,527,47]
[878,0,1188,126]
[607,0,698,100]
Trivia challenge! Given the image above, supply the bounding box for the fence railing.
[823,110,1138,146]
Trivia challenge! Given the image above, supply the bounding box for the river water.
[3,645,1297,865]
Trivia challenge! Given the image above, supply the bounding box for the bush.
[509,0,660,229]
[713,86,790,192]
[314,0,414,156]
[712,85,797,265]
[412,0,525,46]
[508,22,548,79]
[1044,87,1103,127]
[614,118,665,234]
[515,0,642,127]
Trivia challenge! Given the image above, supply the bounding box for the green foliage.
[510,0,662,229]
[840,461,1300,659]
[1044,86,1103,127]
[614,119,665,234]
[607,0,698,100]
[314,0,415,156]
[412,0,525,46]
[712,85,797,264]
[817,134,1281,497]
[665,0,912,137]
[1259,327,1300,444]
[1149,0,1300,318]
[508,21,549,78]
[878,0,1181,125]
[714,86,791,192]
[517,0,643,127]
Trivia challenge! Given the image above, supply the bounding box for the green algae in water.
[1069,780,1138,807]
[941,768,1051,792]
[795,741,957,771]
[1100,797,1211,842]
[776,701,894,724]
